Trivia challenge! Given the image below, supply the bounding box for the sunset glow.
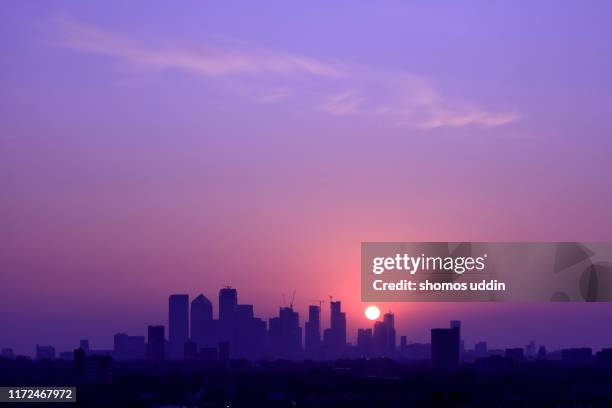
[364,305,381,321]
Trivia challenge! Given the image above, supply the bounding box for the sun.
[364,305,381,321]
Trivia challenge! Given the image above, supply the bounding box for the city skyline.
[1,286,608,362]
[2,2,612,357]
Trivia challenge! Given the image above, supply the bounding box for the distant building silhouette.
[219,287,237,345]
[505,348,525,363]
[323,301,346,358]
[74,348,112,384]
[525,340,537,358]
[537,345,547,360]
[233,304,265,359]
[561,348,592,366]
[1,348,15,359]
[147,325,165,361]
[219,287,237,322]
[357,328,373,357]
[431,328,459,371]
[269,307,302,359]
[79,339,90,354]
[450,320,464,357]
[168,294,189,360]
[383,312,396,357]
[305,305,321,358]
[36,345,55,361]
[190,294,213,349]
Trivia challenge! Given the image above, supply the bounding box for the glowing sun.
[364,305,381,320]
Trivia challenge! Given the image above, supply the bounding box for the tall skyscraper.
[325,301,346,358]
[305,305,321,357]
[373,321,387,357]
[147,325,165,361]
[357,328,373,357]
[450,320,463,357]
[219,287,237,321]
[268,307,302,359]
[431,328,460,372]
[383,312,396,357]
[190,294,213,349]
[168,294,189,359]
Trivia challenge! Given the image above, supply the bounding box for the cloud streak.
[48,16,520,129]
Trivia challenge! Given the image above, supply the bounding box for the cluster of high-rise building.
[18,286,607,372]
[157,288,351,361]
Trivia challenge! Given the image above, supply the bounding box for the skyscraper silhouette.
[324,301,346,358]
[451,320,464,356]
[383,312,396,357]
[168,294,189,359]
[219,287,237,322]
[269,307,301,359]
[146,325,165,361]
[305,305,321,358]
[357,328,374,357]
[190,294,213,349]
[218,287,237,345]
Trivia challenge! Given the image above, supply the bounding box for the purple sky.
[2,1,612,356]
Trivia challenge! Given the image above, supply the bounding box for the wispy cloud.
[50,15,344,78]
[319,90,366,115]
[47,15,520,129]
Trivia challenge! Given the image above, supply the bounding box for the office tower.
[450,320,464,357]
[431,328,460,371]
[219,287,237,321]
[383,312,396,357]
[1,348,15,359]
[268,307,302,359]
[324,301,346,358]
[168,294,189,360]
[235,304,254,321]
[79,339,90,354]
[218,287,238,344]
[305,305,321,357]
[36,345,56,361]
[525,340,537,358]
[147,325,165,361]
[357,328,373,357]
[233,304,257,359]
[190,294,213,349]
[373,321,387,357]
[250,317,267,360]
[113,333,145,360]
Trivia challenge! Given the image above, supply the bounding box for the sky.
[1,1,612,356]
